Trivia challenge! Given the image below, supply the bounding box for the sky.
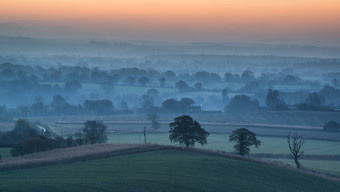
[0,0,340,45]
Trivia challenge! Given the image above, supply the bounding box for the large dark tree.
[229,128,260,156]
[287,132,304,168]
[169,115,209,148]
[83,121,107,144]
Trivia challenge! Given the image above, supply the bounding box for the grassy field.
[25,110,340,130]
[0,148,11,159]
[1,150,339,192]
[108,133,340,155]
[107,133,340,176]
[264,158,340,177]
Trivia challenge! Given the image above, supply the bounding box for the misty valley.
[1,40,340,192]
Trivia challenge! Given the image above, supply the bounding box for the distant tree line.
[1,62,340,116]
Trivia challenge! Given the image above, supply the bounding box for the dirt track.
[0,144,167,171]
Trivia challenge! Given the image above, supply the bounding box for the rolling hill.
[0,144,339,192]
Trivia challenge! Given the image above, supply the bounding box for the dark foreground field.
[0,146,339,192]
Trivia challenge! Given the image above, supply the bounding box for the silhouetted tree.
[50,95,67,114]
[147,113,160,130]
[287,132,304,168]
[283,75,300,84]
[229,128,260,156]
[31,96,45,115]
[64,136,74,147]
[224,72,233,82]
[74,132,85,146]
[194,82,203,90]
[266,89,288,110]
[161,99,179,112]
[140,94,154,113]
[225,95,259,112]
[323,121,339,132]
[179,98,194,112]
[124,76,136,86]
[159,77,166,87]
[138,77,150,86]
[169,115,209,148]
[222,88,229,103]
[331,78,339,87]
[194,71,210,82]
[163,70,176,81]
[307,92,325,107]
[146,89,159,98]
[119,101,130,111]
[175,80,190,92]
[210,73,221,83]
[83,120,107,144]
[241,70,255,82]
[64,79,82,93]
[101,81,115,97]
[83,100,115,115]
[11,119,40,143]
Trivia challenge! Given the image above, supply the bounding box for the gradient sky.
[1,0,340,45]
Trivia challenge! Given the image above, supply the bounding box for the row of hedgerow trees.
[169,115,304,169]
[0,119,107,156]
[2,116,305,168]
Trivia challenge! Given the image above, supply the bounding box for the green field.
[264,158,340,177]
[108,133,340,155]
[0,148,11,159]
[107,133,340,176]
[0,150,339,192]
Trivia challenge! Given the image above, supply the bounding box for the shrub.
[323,121,340,132]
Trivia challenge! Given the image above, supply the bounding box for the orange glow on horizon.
[1,0,339,43]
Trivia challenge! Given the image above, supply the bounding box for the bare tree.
[287,132,304,168]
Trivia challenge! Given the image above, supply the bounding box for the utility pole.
[144,127,146,144]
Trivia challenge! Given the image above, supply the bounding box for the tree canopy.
[169,115,209,148]
[323,121,339,132]
[229,128,260,156]
[265,89,288,110]
[83,120,107,144]
[225,95,259,112]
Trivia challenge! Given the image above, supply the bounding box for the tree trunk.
[294,158,301,168]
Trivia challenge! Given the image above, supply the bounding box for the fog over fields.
[1,1,340,191]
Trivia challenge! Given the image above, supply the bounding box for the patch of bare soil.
[0,144,168,171]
